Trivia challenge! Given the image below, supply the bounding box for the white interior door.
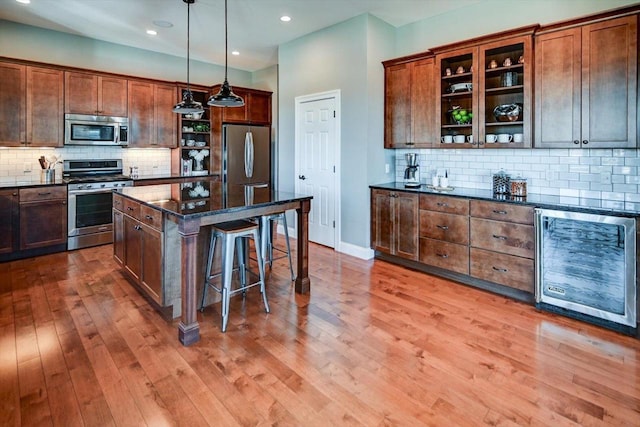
[295,93,339,248]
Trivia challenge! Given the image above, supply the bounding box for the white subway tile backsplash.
[396,148,639,205]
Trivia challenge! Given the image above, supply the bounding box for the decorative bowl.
[184,112,204,120]
[448,82,472,93]
[448,106,472,125]
[493,103,522,122]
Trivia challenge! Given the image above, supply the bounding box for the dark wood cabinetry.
[535,15,637,148]
[0,62,63,147]
[371,189,419,260]
[65,72,128,116]
[383,56,436,148]
[0,189,18,254]
[128,81,178,148]
[18,186,67,250]
[213,86,272,125]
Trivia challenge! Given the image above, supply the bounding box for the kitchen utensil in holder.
[492,170,510,195]
[41,169,55,184]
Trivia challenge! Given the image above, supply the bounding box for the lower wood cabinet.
[419,238,469,275]
[0,189,18,254]
[470,247,534,293]
[371,189,419,260]
[18,187,67,250]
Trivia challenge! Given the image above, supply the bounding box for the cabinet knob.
[582,140,588,145]
[298,175,306,180]
[573,140,580,145]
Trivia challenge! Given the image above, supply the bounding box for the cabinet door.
[141,223,163,304]
[123,215,142,281]
[128,81,154,147]
[411,58,436,146]
[113,209,124,265]
[221,88,249,122]
[248,92,271,124]
[394,192,419,260]
[99,77,128,116]
[154,83,178,148]
[582,15,637,148]
[535,28,583,148]
[371,189,393,254]
[65,72,99,114]
[19,199,67,250]
[27,66,64,147]
[0,62,26,146]
[384,63,411,148]
[0,190,17,254]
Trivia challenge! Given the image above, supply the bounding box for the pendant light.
[207,0,244,107]
[173,0,204,114]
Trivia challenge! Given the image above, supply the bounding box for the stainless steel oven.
[64,160,132,250]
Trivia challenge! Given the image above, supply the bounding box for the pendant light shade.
[208,0,244,107]
[173,0,204,114]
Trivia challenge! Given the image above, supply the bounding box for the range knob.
[86,184,93,189]
[100,184,107,188]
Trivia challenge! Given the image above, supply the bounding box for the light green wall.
[278,14,395,248]
[0,19,252,86]
[396,0,639,56]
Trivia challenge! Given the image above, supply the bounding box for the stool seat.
[200,219,268,332]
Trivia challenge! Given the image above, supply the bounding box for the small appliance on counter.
[403,153,420,188]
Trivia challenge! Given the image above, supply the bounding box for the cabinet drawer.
[419,210,469,245]
[470,248,534,293]
[19,186,66,202]
[420,194,469,215]
[470,200,533,225]
[419,238,469,275]
[123,198,140,220]
[113,193,124,211]
[470,218,534,259]
[140,205,162,231]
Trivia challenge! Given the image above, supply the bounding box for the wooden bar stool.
[200,220,269,332]
[259,212,295,281]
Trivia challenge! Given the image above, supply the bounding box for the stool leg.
[221,234,235,332]
[200,230,218,311]
[252,229,270,313]
[236,236,247,292]
[281,214,295,281]
[260,215,269,273]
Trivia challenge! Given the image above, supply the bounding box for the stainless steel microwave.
[64,114,129,146]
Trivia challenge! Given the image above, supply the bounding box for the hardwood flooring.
[0,241,639,426]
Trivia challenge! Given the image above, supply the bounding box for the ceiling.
[0,0,483,72]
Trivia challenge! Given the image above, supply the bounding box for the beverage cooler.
[535,209,637,334]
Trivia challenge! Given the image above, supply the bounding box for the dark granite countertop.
[0,180,66,190]
[370,182,640,217]
[119,179,311,219]
[131,173,220,185]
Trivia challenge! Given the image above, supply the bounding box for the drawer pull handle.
[127,207,134,211]
[436,253,449,258]
[492,234,507,240]
[436,225,449,230]
[38,192,51,196]
[436,202,448,207]
[134,225,141,231]
[492,210,507,215]
[492,266,508,273]
[145,215,153,220]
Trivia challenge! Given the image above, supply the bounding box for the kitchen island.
[113,179,312,346]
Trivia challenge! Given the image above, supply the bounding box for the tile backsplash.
[0,147,172,184]
[395,148,640,203]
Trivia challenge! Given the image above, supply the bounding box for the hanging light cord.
[186,1,192,95]
[223,0,228,82]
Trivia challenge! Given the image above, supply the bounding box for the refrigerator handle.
[244,131,254,178]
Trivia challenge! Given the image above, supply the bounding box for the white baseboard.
[276,225,374,260]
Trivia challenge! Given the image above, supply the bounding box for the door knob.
[298,175,306,180]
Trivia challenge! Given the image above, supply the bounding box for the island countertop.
[115,178,313,346]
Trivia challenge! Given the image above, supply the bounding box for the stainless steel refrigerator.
[222,124,272,207]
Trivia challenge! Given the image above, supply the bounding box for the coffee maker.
[404,153,420,187]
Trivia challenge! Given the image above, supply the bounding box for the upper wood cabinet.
[128,80,177,148]
[65,72,128,116]
[0,62,63,147]
[213,86,272,124]
[383,56,436,148]
[535,15,637,148]
[434,29,535,149]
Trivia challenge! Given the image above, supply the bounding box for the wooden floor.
[1,241,639,426]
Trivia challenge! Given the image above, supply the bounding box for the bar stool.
[200,219,269,332]
[259,212,295,281]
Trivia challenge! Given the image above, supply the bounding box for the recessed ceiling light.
[280,16,291,22]
[16,0,31,4]
[146,29,158,36]
[231,51,240,56]
[153,20,173,28]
